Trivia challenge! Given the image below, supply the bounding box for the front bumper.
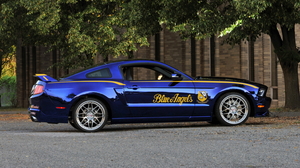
[254,97,272,117]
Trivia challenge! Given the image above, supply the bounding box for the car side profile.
[29,60,271,132]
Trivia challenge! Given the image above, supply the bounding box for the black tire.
[72,98,108,132]
[207,117,220,125]
[68,118,79,130]
[215,92,250,126]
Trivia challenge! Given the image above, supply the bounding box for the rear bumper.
[28,107,68,123]
[29,93,69,123]
[29,110,39,122]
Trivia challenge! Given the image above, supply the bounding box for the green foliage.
[1,45,16,77]
[120,0,162,36]
[2,0,300,108]
[0,76,17,107]
[2,0,300,67]
[0,0,149,69]
[159,0,237,39]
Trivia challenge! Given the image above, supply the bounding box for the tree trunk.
[280,61,300,109]
[269,24,300,109]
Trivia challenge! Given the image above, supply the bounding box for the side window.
[86,68,112,78]
[132,67,157,80]
[122,66,173,80]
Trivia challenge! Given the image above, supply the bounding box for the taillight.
[32,85,44,95]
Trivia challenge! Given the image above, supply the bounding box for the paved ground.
[0,109,299,168]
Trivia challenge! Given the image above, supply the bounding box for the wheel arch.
[68,93,113,121]
[213,89,256,117]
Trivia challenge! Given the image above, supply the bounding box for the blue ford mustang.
[29,60,271,132]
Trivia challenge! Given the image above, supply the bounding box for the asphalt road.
[0,119,299,168]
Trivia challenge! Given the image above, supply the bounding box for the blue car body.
[29,60,271,131]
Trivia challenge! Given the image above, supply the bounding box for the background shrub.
[0,76,17,107]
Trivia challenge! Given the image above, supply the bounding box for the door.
[122,65,195,119]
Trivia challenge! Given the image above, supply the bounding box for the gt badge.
[197,91,209,103]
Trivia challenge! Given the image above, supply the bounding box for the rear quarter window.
[86,68,112,78]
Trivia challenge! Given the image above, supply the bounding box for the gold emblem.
[197,91,209,103]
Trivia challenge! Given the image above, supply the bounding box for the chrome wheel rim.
[219,94,249,125]
[75,100,106,131]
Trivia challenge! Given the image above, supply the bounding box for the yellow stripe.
[35,74,47,76]
[51,81,126,86]
[43,76,49,81]
[194,81,258,89]
[132,80,258,89]
[49,80,258,88]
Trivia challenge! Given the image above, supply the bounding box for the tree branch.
[281,25,296,49]
[269,24,282,50]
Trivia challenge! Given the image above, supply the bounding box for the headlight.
[258,88,266,97]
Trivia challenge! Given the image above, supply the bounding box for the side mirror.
[171,74,182,80]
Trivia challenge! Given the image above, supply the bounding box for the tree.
[0,0,148,69]
[2,0,300,108]
[124,0,300,109]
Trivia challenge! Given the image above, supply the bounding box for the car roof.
[63,59,191,80]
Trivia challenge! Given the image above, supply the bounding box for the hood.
[195,76,267,88]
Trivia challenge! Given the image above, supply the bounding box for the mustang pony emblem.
[197,91,209,103]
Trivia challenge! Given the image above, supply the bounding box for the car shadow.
[27,120,274,133]
[101,120,271,132]
[30,122,215,133]
[101,122,212,132]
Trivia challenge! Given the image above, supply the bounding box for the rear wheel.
[72,98,108,132]
[215,92,250,126]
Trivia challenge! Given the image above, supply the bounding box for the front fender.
[212,87,258,116]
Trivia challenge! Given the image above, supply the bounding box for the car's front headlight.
[258,88,266,97]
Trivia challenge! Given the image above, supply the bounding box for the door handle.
[127,85,139,90]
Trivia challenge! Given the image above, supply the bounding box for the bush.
[0,76,17,107]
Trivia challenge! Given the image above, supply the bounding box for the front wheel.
[215,92,250,126]
[72,98,108,132]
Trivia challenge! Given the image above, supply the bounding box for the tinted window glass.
[86,68,112,78]
[122,66,173,80]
